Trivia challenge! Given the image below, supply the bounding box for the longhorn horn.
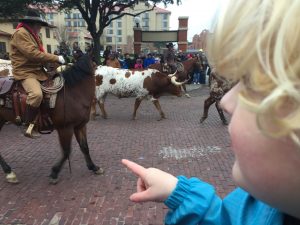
[168,70,177,77]
[170,76,184,86]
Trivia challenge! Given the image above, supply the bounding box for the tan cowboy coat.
[10,27,59,81]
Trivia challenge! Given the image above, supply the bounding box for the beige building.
[103,4,171,53]
[0,21,58,55]
[0,3,171,56]
[44,7,93,53]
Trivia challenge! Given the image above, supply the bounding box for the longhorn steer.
[0,59,13,77]
[91,66,184,120]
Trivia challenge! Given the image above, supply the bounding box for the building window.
[117,37,122,42]
[143,20,149,28]
[0,42,6,53]
[117,21,122,28]
[45,28,50,38]
[65,21,71,27]
[163,14,168,20]
[47,45,51,53]
[163,21,168,29]
[117,30,122,36]
[143,12,149,19]
[106,37,112,43]
[107,29,113,35]
[47,13,53,20]
[65,13,71,19]
[80,20,85,27]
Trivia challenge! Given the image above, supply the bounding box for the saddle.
[0,75,64,134]
[162,62,184,74]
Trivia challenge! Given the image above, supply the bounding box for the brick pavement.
[0,85,236,225]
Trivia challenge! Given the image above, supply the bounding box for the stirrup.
[24,123,41,138]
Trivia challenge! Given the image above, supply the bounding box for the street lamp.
[134,17,141,28]
[114,20,118,52]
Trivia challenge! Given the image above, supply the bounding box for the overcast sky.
[158,0,225,41]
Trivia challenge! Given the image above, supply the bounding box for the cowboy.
[163,42,177,73]
[10,9,65,138]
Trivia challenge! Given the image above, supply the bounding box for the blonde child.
[122,0,300,224]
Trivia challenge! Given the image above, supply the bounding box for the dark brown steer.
[200,69,235,125]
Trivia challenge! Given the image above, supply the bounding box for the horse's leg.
[215,100,228,125]
[74,125,104,174]
[0,154,18,183]
[0,119,18,183]
[49,127,74,184]
[152,99,166,121]
[90,97,97,120]
[182,84,191,98]
[200,96,215,123]
[98,95,107,119]
[132,97,143,120]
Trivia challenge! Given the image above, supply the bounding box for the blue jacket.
[164,176,283,225]
[144,57,155,68]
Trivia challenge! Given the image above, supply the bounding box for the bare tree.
[55,0,182,64]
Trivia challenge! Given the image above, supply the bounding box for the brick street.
[0,85,236,225]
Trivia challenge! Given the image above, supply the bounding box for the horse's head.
[61,53,96,86]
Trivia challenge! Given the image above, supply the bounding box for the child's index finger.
[122,159,147,178]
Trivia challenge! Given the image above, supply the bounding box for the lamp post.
[133,16,142,55]
[134,16,141,28]
[77,19,80,49]
[114,20,117,52]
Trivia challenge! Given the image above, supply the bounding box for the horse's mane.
[62,54,94,86]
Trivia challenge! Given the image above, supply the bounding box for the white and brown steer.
[0,59,13,77]
[91,66,185,120]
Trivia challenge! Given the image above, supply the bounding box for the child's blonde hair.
[208,0,300,146]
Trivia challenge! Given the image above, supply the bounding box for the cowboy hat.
[19,9,50,27]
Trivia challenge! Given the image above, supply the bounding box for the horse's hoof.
[94,168,105,175]
[49,178,59,185]
[102,115,108,119]
[157,116,166,121]
[6,172,19,184]
[200,118,206,123]
[185,93,191,98]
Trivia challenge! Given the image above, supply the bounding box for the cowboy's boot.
[24,104,41,138]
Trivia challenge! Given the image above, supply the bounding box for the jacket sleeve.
[164,176,283,225]
[14,30,58,63]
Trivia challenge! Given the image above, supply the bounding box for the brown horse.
[199,69,234,125]
[148,57,202,97]
[0,53,103,184]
